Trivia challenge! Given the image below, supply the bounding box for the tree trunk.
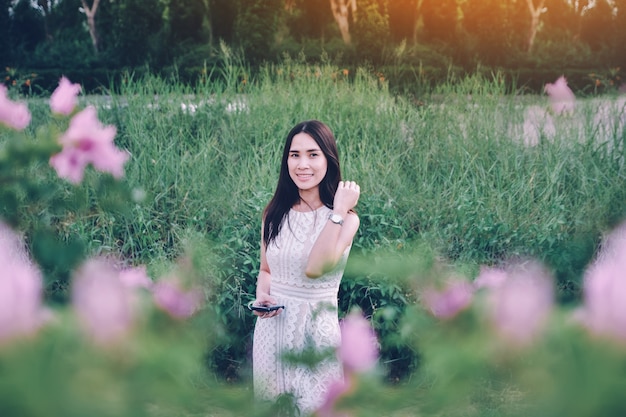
[37,0,53,41]
[330,0,356,45]
[80,0,101,54]
[526,0,546,53]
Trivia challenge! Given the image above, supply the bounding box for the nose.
[297,157,309,169]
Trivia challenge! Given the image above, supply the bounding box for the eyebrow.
[289,148,321,153]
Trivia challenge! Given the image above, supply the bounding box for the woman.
[251,120,360,415]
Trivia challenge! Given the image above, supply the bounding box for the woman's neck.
[294,191,323,212]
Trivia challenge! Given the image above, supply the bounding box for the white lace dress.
[253,206,351,415]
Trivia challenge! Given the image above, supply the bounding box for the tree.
[525,0,547,53]
[460,0,522,65]
[169,0,208,44]
[80,0,102,54]
[512,0,531,51]
[614,0,626,67]
[387,0,419,42]
[34,0,54,41]
[580,0,614,52]
[48,0,88,38]
[0,0,11,66]
[10,0,46,55]
[543,0,581,35]
[282,0,334,40]
[233,0,283,64]
[571,0,591,37]
[209,0,237,43]
[105,0,165,66]
[301,0,334,39]
[353,0,389,62]
[28,0,96,69]
[421,0,457,43]
[329,0,356,44]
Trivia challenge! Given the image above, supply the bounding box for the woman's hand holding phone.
[249,304,285,312]
[247,299,284,318]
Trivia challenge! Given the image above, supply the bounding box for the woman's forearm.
[256,270,272,298]
[305,210,358,278]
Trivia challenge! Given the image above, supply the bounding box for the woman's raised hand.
[333,181,360,213]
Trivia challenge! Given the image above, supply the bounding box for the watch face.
[329,213,344,225]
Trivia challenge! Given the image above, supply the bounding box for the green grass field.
[74,60,626,298]
[3,57,626,416]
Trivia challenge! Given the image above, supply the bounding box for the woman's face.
[287,132,328,192]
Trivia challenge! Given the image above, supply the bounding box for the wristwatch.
[328,212,344,226]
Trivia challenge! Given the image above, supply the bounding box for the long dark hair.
[263,120,342,247]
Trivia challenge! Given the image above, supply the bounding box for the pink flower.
[152,278,204,319]
[577,222,626,341]
[485,261,554,346]
[50,76,81,115]
[0,85,31,130]
[316,378,352,417]
[119,265,152,289]
[338,311,379,373]
[71,258,136,345]
[473,266,508,290]
[49,106,129,183]
[0,222,46,344]
[544,76,575,115]
[316,312,377,416]
[422,279,474,319]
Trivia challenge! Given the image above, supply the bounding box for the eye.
[289,152,299,158]
[310,152,319,157]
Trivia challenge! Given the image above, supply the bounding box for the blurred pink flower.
[49,106,129,184]
[71,258,136,345]
[577,222,626,341]
[595,221,626,264]
[0,85,31,130]
[422,279,474,319]
[474,266,509,290]
[152,278,204,319]
[315,312,377,416]
[316,378,352,417]
[50,76,81,115]
[119,265,152,289]
[0,222,47,344]
[544,76,575,115]
[338,311,378,373]
[485,262,554,346]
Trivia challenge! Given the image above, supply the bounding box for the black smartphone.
[247,304,285,313]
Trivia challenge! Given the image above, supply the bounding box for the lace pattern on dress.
[253,206,350,415]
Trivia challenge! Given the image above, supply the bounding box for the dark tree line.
[2,0,626,91]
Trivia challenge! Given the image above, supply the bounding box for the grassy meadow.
[71,62,626,275]
[10,56,626,416]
